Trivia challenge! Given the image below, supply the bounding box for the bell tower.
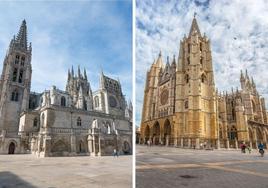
[174,15,217,147]
[0,20,32,137]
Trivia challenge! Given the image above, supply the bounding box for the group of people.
[240,143,252,154]
[240,142,265,157]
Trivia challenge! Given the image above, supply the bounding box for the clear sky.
[0,0,132,101]
[136,0,268,126]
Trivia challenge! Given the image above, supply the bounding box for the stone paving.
[136,145,268,188]
[0,154,132,188]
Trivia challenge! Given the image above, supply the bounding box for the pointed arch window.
[11,90,19,101]
[200,57,203,65]
[61,96,66,107]
[200,42,202,51]
[21,56,25,66]
[77,117,82,126]
[33,117,38,127]
[185,74,189,83]
[12,68,18,82]
[18,69,23,83]
[188,43,191,53]
[201,74,206,83]
[185,100,189,109]
[83,100,87,111]
[15,55,20,64]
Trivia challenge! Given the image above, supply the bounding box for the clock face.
[160,89,169,105]
[109,96,117,108]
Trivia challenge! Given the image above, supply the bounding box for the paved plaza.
[0,154,132,188]
[136,145,268,188]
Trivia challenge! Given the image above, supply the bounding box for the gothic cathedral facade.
[140,16,268,149]
[0,20,132,157]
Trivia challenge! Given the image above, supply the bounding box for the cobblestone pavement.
[0,154,132,188]
[136,145,268,188]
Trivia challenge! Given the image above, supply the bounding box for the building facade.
[0,20,132,157]
[140,16,268,149]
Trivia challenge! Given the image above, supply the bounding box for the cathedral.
[0,20,132,157]
[140,16,268,149]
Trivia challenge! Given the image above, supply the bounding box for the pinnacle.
[16,19,28,49]
[188,15,201,37]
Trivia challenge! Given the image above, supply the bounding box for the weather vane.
[194,12,197,18]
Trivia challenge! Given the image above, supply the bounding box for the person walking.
[241,143,246,153]
[113,149,117,157]
[247,144,251,154]
[258,142,265,157]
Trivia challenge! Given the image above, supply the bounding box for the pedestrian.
[258,142,265,157]
[247,145,251,154]
[113,149,117,157]
[241,142,246,153]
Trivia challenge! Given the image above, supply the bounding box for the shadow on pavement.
[0,171,37,188]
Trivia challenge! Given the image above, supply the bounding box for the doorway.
[8,142,15,154]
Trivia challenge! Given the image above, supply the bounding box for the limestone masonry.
[0,20,132,157]
[140,16,268,149]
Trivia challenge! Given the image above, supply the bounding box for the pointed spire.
[251,76,255,87]
[171,54,176,68]
[240,70,244,80]
[100,68,105,89]
[245,69,249,79]
[166,56,170,66]
[84,68,87,80]
[188,13,201,37]
[68,69,71,81]
[16,19,28,49]
[78,65,81,78]
[155,50,163,67]
[71,65,74,76]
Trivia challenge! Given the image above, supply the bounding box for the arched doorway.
[122,141,131,154]
[8,142,15,154]
[144,125,150,144]
[51,140,69,156]
[163,119,171,146]
[78,141,86,153]
[228,126,237,148]
[256,127,263,142]
[152,122,160,145]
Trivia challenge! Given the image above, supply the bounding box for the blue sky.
[0,1,132,101]
[136,0,268,125]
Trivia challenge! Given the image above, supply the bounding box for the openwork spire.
[16,19,28,49]
[188,14,201,37]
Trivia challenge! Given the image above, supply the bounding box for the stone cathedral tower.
[0,20,32,153]
[140,16,218,148]
[174,16,217,147]
[140,15,268,149]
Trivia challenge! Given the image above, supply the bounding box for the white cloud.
[136,0,268,125]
